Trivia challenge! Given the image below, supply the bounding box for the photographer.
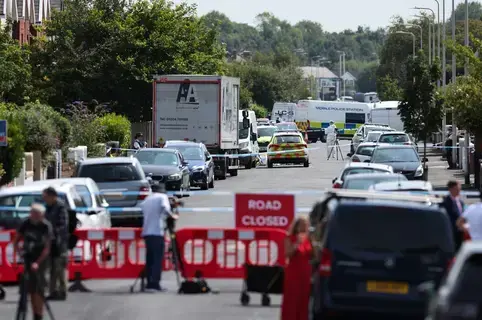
[141,183,178,292]
[14,203,53,320]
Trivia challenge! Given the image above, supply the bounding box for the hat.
[329,120,334,124]
[30,203,46,214]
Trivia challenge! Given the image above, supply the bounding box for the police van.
[272,102,296,122]
[296,100,372,140]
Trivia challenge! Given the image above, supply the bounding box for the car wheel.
[304,160,309,167]
[208,174,215,188]
[201,178,209,190]
[267,160,273,168]
[245,160,252,169]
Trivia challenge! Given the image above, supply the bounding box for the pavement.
[0,141,348,320]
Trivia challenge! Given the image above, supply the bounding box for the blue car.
[311,199,455,319]
[164,141,215,190]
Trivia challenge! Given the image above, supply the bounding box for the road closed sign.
[235,193,295,229]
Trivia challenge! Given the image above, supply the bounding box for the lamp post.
[442,0,447,143]
[311,55,321,98]
[414,7,437,64]
[413,15,432,63]
[336,51,345,98]
[405,23,423,49]
[451,0,457,166]
[395,31,416,56]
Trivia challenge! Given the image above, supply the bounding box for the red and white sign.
[235,193,295,229]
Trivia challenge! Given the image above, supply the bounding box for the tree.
[31,0,225,121]
[94,113,131,148]
[398,51,442,174]
[0,104,26,186]
[377,75,403,101]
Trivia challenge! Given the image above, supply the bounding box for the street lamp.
[311,55,322,98]
[395,31,416,56]
[451,0,457,166]
[336,51,346,98]
[413,14,432,63]
[405,23,423,50]
[413,7,437,64]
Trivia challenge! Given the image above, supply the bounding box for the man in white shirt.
[141,183,178,292]
[457,192,482,240]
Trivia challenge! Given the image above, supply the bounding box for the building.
[0,0,57,44]
[300,66,340,100]
[341,71,357,89]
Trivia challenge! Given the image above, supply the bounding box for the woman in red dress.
[281,216,313,320]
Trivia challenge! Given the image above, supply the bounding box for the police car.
[267,131,309,168]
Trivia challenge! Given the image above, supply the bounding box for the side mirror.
[251,133,257,141]
[332,178,336,184]
[146,176,153,185]
[182,161,189,166]
[242,118,250,129]
[242,109,249,119]
[347,153,352,157]
[423,158,429,162]
[205,155,212,161]
[364,159,371,163]
[356,133,362,137]
[147,173,153,177]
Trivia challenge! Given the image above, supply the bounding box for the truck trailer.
[152,75,240,179]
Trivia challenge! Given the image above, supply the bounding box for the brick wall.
[12,19,31,44]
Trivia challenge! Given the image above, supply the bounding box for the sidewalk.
[426,153,474,190]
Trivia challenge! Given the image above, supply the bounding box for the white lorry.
[152,75,240,179]
[272,102,296,122]
[371,101,404,131]
[238,109,259,169]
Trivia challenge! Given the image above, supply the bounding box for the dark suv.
[310,194,455,319]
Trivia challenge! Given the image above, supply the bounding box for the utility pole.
[451,0,457,167]
[442,0,447,144]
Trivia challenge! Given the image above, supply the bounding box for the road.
[0,141,349,320]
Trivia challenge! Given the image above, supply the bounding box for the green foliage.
[31,0,225,121]
[227,52,308,110]
[398,52,442,141]
[0,22,32,105]
[94,113,131,148]
[377,75,403,101]
[0,104,26,186]
[249,104,267,118]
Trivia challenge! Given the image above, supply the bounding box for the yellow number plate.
[366,281,409,294]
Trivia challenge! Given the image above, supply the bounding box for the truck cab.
[239,110,259,169]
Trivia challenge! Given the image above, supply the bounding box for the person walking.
[441,180,465,250]
[325,120,337,159]
[141,183,178,292]
[445,136,454,169]
[14,203,53,320]
[457,191,482,240]
[280,216,313,320]
[42,187,69,301]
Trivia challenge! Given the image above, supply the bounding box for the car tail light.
[333,182,342,188]
[138,186,150,200]
[351,156,360,162]
[319,248,332,277]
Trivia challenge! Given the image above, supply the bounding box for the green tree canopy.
[31,0,225,121]
[0,104,26,186]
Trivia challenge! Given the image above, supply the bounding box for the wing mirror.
[423,158,429,162]
[347,153,352,157]
[332,178,336,184]
[356,133,362,137]
[182,161,189,166]
[206,155,212,161]
[251,132,257,142]
[242,118,250,129]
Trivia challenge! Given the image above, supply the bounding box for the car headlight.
[239,142,248,149]
[168,173,182,180]
[415,165,423,177]
[191,166,204,171]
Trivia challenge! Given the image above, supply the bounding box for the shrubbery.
[249,104,268,118]
[0,104,26,186]
[94,113,131,149]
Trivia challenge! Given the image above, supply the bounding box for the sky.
[176,0,469,32]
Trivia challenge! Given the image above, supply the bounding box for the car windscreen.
[371,147,419,163]
[78,163,142,182]
[258,127,277,138]
[366,132,382,142]
[379,133,409,143]
[343,175,407,190]
[0,193,69,220]
[329,205,454,252]
[75,185,92,207]
[275,135,302,144]
[166,146,203,160]
[355,145,375,156]
[276,123,298,131]
[451,254,482,300]
[135,151,179,166]
[341,168,389,180]
[239,123,249,139]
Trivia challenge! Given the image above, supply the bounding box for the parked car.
[351,124,394,152]
[74,157,151,227]
[267,131,309,168]
[310,196,455,319]
[341,173,407,190]
[134,148,190,191]
[275,122,299,132]
[332,162,393,188]
[0,182,104,262]
[368,180,433,192]
[347,142,379,162]
[163,141,214,190]
[369,144,425,180]
[377,131,414,146]
[426,242,482,320]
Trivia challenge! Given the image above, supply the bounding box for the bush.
[0,104,26,186]
[17,106,57,162]
[249,104,268,118]
[94,113,131,149]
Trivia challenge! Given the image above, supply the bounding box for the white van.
[239,110,259,169]
[296,100,372,140]
[272,102,296,122]
[371,101,404,131]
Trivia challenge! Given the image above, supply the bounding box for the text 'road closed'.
[235,193,295,230]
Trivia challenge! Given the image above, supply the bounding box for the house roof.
[300,66,339,79]
[341,71,357,81]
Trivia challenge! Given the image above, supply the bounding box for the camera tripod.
[15,263,55,320]
[327,139,344,161]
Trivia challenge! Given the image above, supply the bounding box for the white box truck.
[152,75,240,179]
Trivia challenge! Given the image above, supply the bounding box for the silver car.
[75,157,151,227]
[347,142,379,163]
